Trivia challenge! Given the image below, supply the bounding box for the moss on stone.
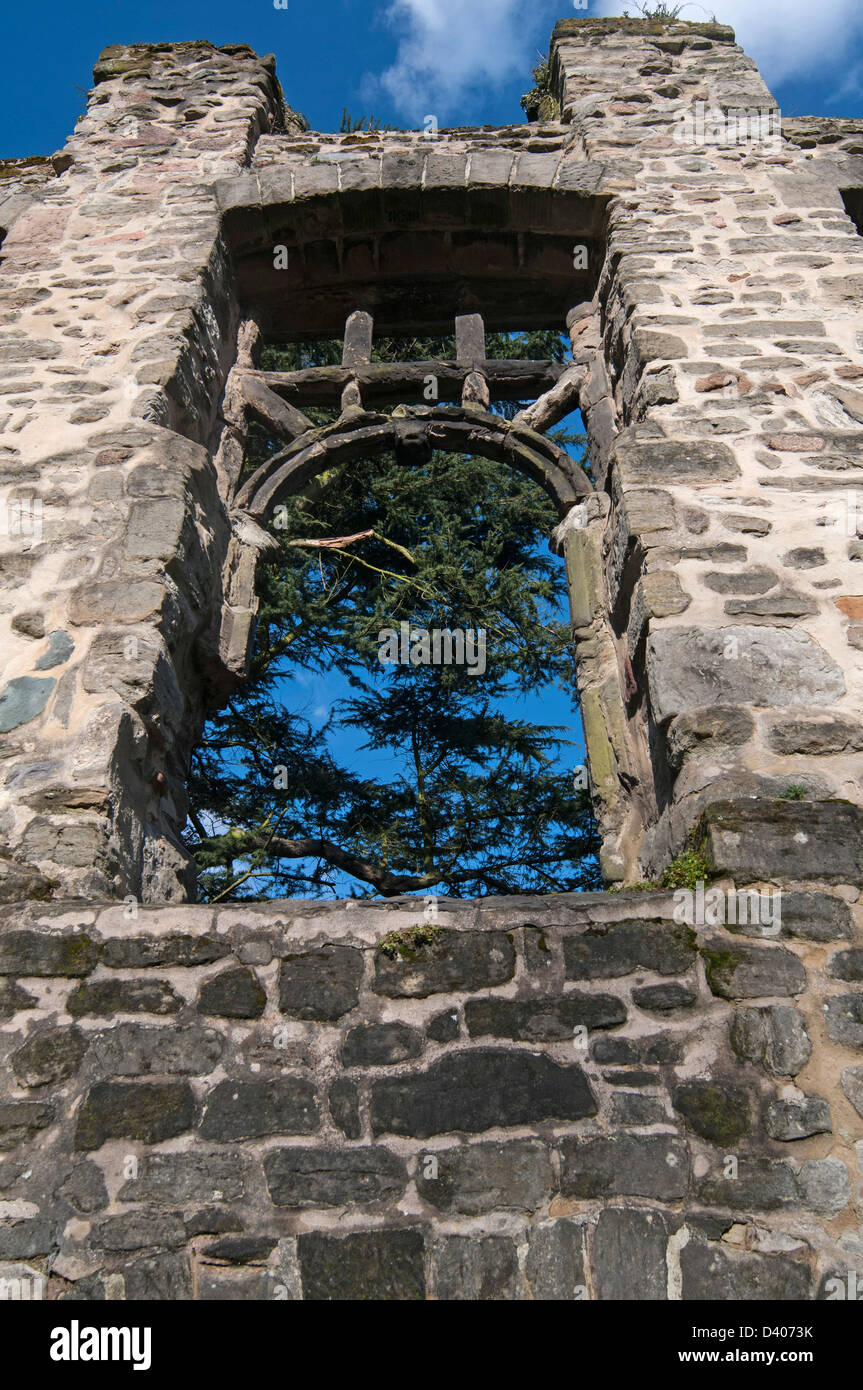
[552,17,733,41]
[673,1079,750,1145]
[700,945,744,995]
[378,924,443,961]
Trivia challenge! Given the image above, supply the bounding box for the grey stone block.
[747,890,852,942]
[797,1158,850,1215]
[34,631,74,670]
[593,1208,668,1300]
[198,966,266,1019]
[200,1078,318,1141]
[673,1080,751,1145]
[328,1078,361,1139]
[123,1253,192,1301]
[592,1036,639,1064]
[341,1023,423,1066]
[415,1139,553,1214]
[0,1101,55,1150]
[373,929,515,998]
[558,1134,689,1201]
[0,930,98,977]
[89,1023,225,1076]
[0,980,37,1021]
[119,1152,249,1204]
[564,921,696,979]
[201,1235,275,1265]
[610,1092,667,1125]
[426,1009,460,1042]
[764,1096,831,1141]
[0,1219,57,1258]
[703,938,805,999]
[67,978,183,1017]
[827,949,863,982]
[91,1212,187,1251]
[648,628,845,723]
[731,1004,812,1075]
[464,992,625,1039]
[75,1081,195,1151]
[680,1240,811,1300]
[370,1048,597,1138]
[697,1159,798,1211]
[264,1146,406,1207]
[840,1064,863,1118]
[298,1229,425,1301]
[197,1268,283,1300]
[278,946,363,1020]
[11,1025,88,1087]
[824,993,863,1048]
[0,676,55,733]
[55,1160,109,1214]
[525,1219,587,1300]
[103,935,229,968]
[633,982,698,1013]
[430,1234,521,1301]
[613,434,738,484]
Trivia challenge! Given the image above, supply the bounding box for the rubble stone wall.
[0,888,861,1301]
[0,43,282,905]
[551,18,863,878]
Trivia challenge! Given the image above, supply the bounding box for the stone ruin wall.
[1,888,862,1301]
[0,18,861,1299]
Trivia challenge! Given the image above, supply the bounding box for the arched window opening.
[186,325,600,901]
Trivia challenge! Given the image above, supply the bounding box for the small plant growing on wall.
[622,3,721,19]
[778,784,808,801]
[660,846,713,891]
[623,3,687,17]
[521,55,560,122]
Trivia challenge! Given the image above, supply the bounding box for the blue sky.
[231,406,590,899]
[1,0,861,158]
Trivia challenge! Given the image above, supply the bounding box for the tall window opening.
[185,325,599,901]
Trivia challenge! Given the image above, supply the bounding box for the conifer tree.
[184,332,600,900]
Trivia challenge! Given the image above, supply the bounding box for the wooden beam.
[238,372,314,440]
[251,360,564,406]
[455,313,486,367]
[342,309,374,369]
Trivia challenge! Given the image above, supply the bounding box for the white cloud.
[371,0,559,121]
[829,60,863,106]
[593,1,863,90]
[372,0,863,123]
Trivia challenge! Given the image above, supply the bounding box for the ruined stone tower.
[0,18,862,1301]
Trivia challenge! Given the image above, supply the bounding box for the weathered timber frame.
[232,310,593,520]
